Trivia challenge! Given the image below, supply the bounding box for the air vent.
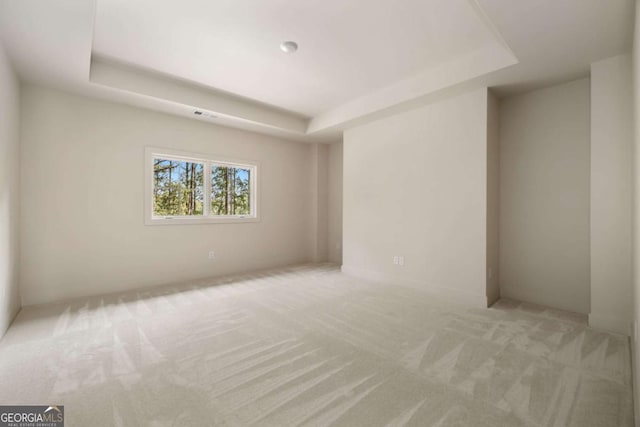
[193,110,218,119]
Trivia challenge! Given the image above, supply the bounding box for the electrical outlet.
[208,251,216,260]
[399,256,404,266]
[393,256,399,265]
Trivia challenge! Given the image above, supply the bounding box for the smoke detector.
[280,41,298,53]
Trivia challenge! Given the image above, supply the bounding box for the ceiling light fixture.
[280,41,298,54]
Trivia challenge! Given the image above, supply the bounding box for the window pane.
[153,158,204,216]
[233,168,251,215]
[211,165,251,216]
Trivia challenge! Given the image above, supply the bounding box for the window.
[211,165,251,216]
[145,147,258,225]
[153,159,204,216]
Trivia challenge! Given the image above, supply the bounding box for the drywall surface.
[590,55,633,335]
[328,141,343,264]
[343,88,489,307]
[19,85,317,305]
[632,1,640,421]
[309,143,329,262]
[499,79,590,314]
[0,41,20,337]
[486,91,500,305]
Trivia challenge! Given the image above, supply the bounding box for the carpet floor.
[0,264,633,426]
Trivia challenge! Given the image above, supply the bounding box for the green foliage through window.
[153,159,204,216]
[211,166,251,215]
[151,154,255,219]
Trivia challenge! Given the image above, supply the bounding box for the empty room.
[0,0,639,426]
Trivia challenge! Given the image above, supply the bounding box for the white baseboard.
[588,312,631,336]
[341,265,488,308]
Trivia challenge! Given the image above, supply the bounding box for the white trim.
[144,146,260,225]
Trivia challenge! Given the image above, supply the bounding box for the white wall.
[309,143,329,262]
[19,85,319,306]
[309,141,343,265]
[343,88,491,307]
[590,55,633,335]
[328,141,343,264]
[632,0,640,421]
[0,40,21,337]
[499,79,591,314]
[487,91,500,305]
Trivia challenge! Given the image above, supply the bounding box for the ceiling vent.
[194,110,218,119]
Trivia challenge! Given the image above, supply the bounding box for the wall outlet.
[398,256,405,266]
[393,256,399,265]
[208,251,216,260]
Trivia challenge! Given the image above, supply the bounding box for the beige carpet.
[0,264,633,426]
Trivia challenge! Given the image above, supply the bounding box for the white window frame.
[145,147,259,225]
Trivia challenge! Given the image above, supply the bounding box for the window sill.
[145,216,260,226]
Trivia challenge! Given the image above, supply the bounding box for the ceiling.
[0,0,634,142]
[93,0,502,117]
